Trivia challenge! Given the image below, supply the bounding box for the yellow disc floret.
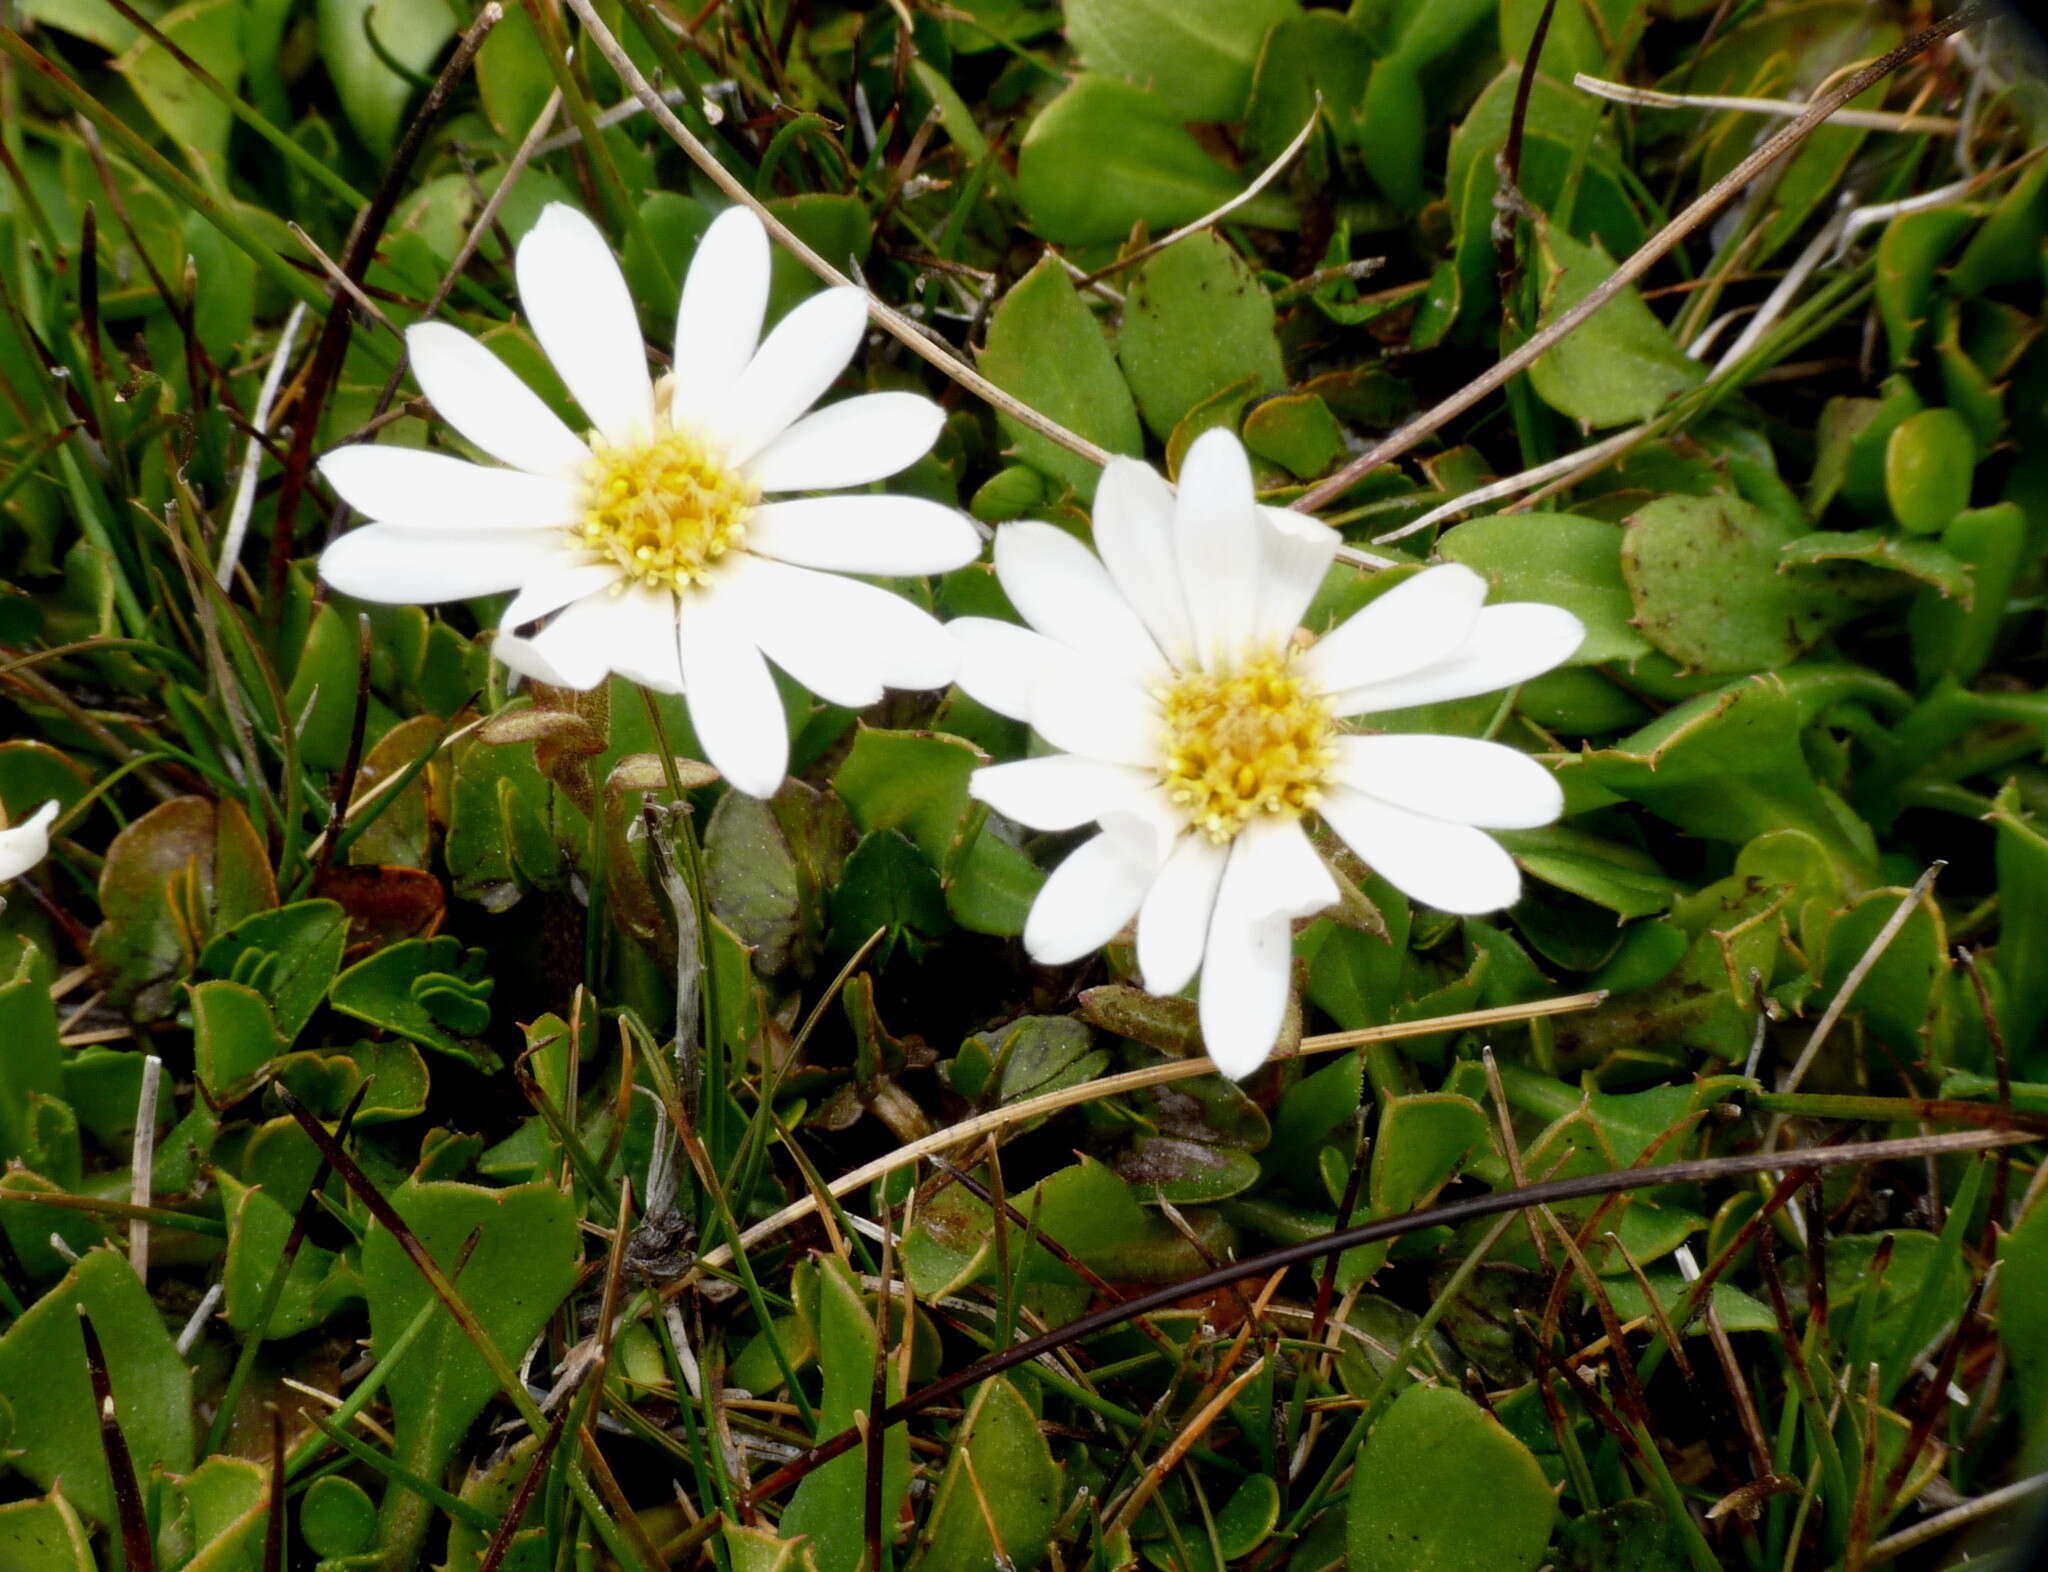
[572,423,756,592]
[1158,647,1336,842]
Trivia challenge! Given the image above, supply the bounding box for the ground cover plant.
[1,0,2047,1567]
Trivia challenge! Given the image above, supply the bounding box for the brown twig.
[80,1308,156,1572]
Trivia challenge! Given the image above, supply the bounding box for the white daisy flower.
[317,203,980,797]
[956,429,1585,1078]
[0,800,59,884]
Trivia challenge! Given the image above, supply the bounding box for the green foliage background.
[0,0,2046,1568]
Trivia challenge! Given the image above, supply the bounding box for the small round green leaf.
[1346,1383,1555,1572]
[300,1475,377,1558]
[1884,406,1976,534]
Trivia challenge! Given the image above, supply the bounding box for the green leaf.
[0,1249,195,1529]
[1528,224,1702,428]
[911,1376,1062,1572]
[781,1257,912,1572]
[113,0,244,164]
[1064,0,1300,123]
[1573,677,1875,880]
[833,729,981,864]
[473,4,553,142]
[363,1180,580,1560]
[329,936,496,1068]
[157,1455,269,1568]
[1909,503,2027,688]
[89,795,277,1019]
[1017,76,1290,249]
[1244,12,1373,162]
[218,1170,342,1338]
[0,1493,94,1570]
[316,0,455,158]
[1875,207,1978,370]
[704,782,854,979]
[1119,232,1285,441]
[0,947,66,1168]
[300,1476,378,1560]
[1884,407,1976,534]
[199,898,349,1046]
[1779,529,1969,600]
[1243,393,1345,479]
[190,978,280,1098]
[979,253,1142,495]
[1993,787,2048,1072]
[1622,494,1889,674]
[1438,513,1652,665]
[1343,1092,1489,1286]
[2000,1195,2048,1453]
[1346,1383,1555,1572]
[830,831,951,960]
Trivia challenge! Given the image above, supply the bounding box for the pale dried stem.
[1865,1470,2048,1563]
[128,1054,162,1281]
[1572,74,1961,132]
[668,991,1604,1291]
[1292,5,1983,515]
[216,302,305,589]
[1076,104,1321,288]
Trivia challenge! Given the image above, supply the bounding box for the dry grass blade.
[1075,104,1322,288]
[1864,1471,2048,1563]
[669,990,1605,1290]
[478,1379,582,1572]
[1572,73,1962,132]
[1103,1355,1269,1540]
[1292,2,1986,513]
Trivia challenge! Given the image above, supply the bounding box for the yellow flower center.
[572,423,756,593]
[1157,647,1336,843]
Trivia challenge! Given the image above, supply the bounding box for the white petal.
[319,446,578,529]
[0,800,59,882]
[1332,602,1586,716]
[406,323,590,477]
[746,495,978,575]
[602,585,686,692]
[515,204,655,444]
[501,561,622,631]
[712,286,868,466]
[677,586,787,797]
[726,566,884,708]
[728,555,954,693]
[747,393,945,493]
[969,756,1155,832]
[668,206,771,434]
[1221,814,1342,927]
[1332,735,1564,829]
[1319,786,1522,915]
[320,525,565,602]
[1255,505,1339,641]
[1197,818,1336,1079]
[1174,427,1264,668]
[1029,663,1161,768]
[1092,457,1196,663]
[496,597,616,690]
[1299,563,1488,696]
[995,519,1166,678]
[1022,832,1158,966]
[950,616,1064,721]
[1135,832,1227,996]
